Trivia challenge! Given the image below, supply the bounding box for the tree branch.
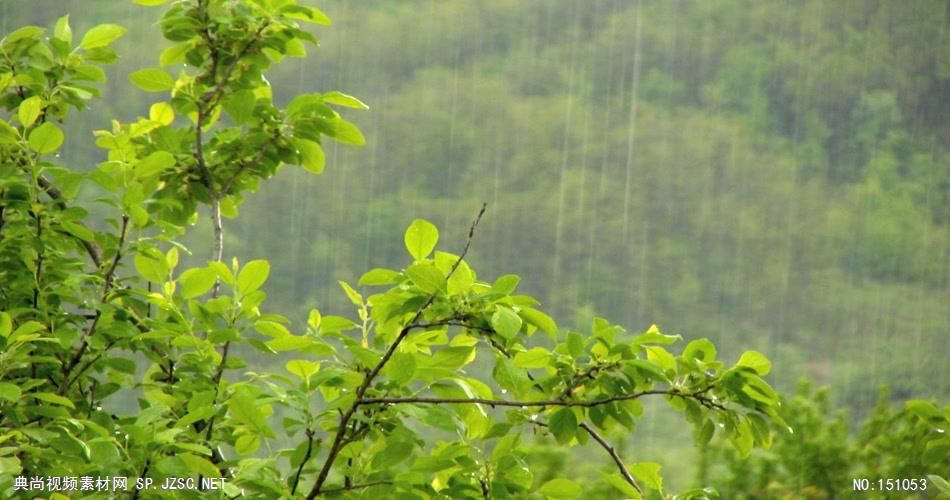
[60,214,130,395]
[306,203,487,499]
[291,429,317,495]
[356,388,725,411]
[579,422,643,496]
[37,174,102,267]
[557,362,619,400]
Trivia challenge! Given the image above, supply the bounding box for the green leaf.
[54,15,72,44]
[60,221,94,242]
[135,0,170,6]
[384,351,416,385]
[358,268,400,286]
[682,338,717,362]
[129,68,175,92]
[228,387,269,437]
[697,419,715,445]
[176,407,217,429]
[741,374,778,405]
[322,91,368,109]
[632,324,681,346]
[255,320,291,337]
[630,462,663,491]
[135,251,168,284]
[281,5,332,25]
[320,316,358,334]
[425,346,475,370]
[491,306,523,339]
[80,24,127,49]
[736,350,771,376]
[0,383,22,403]
[404,219,439,260]
[6,26,44,43]
[221,89,255,124]
[406,262,446,294]
[292,138,325,174]
[267,335,319,352]
[149,101,175,125]
[626,359,668,381]
[538,478,582,498]
[599,472,643,499]
[235,434,260,455]
[329,118,365,145]
[237,260,270,296]
[286,360,320,379]
[178,268,217,299]
[18,97,43,129]
[519,307,558,339]
[30,122,64,154]
[420,405,463,431]
[338,280,363,306]
[12,321,44,337]
[159,42,191,67]
[566,332,585,357]
[135,150,175,178]
[729,418,754,458]
[646,346,676,371]
[548,408,577,445]
[0,120,19,144]
[492,275,520,295]
[906,400,943,423]
[513,347,551,369]
[927,475,950,495]
[372,440,413,468]
[0,312,11,337]
[179,453,218,477]
[31,392,76,409]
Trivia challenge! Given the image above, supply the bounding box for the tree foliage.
[0,1,797,498]
[702,382,950,499]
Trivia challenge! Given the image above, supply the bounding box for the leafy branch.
[306,203,487,499]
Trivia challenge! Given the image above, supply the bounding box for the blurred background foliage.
[3,0,947,495]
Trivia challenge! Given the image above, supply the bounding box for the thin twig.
[290,429,316,495]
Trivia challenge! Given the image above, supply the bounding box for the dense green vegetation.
[0,0,947,498]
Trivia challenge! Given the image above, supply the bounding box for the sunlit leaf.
[28,122,63,154]
[80,24,127,49]
[492,306,522,339]
[129,68,175,92]
[404,219,439,260]
[736,350,771,376]
[237,260,270,296]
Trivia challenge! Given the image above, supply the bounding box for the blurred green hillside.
[3,0,948,491]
